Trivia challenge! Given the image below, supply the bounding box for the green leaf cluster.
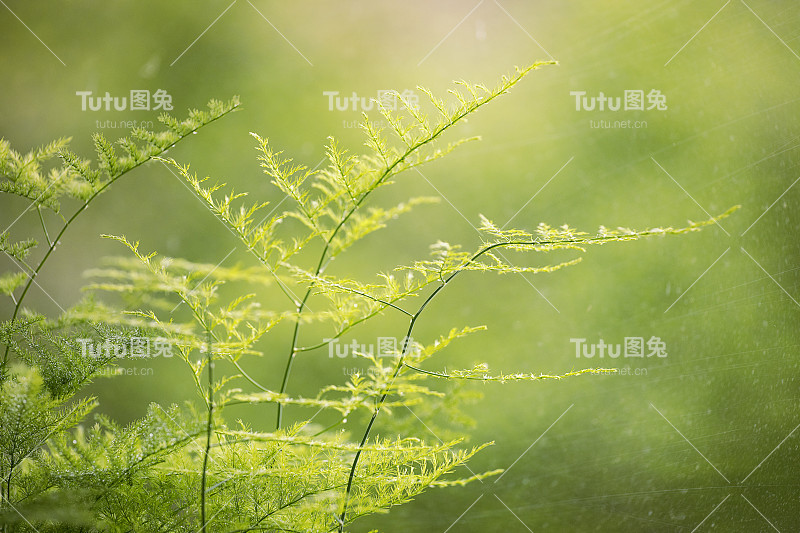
[0,65,737,532]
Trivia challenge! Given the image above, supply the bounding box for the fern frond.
[0,136,70,210]
[227,390,414,416]
[1,364,97,505]
[1,62,743,533]
[0,272,27,297]
[403,363,617,382]
[0,233,37,261]
[251,132,319,229]
[331,196,439,255]
[430,467,503,487]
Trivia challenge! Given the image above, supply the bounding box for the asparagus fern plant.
[0,62,736,532]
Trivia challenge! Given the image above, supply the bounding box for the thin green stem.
[312,415,348,437]
[36,206,52,247]
[200,328,214,533]
[402,362,616,380]
[176,179,298,307]
[337,238,567,531]
[274,79,522,429]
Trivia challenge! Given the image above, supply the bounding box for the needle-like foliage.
[0,65,738,532]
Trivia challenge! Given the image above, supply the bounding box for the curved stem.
[275,95,500,429]
[336,238,574,530]
[200,328,214,532]
[337,318,419,531]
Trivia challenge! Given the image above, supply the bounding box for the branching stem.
[200,328,214,532]
[337,238,584,530]
[274,67,537,429]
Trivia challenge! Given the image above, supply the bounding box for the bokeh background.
[1,1,799,531]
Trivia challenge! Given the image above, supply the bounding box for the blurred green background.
[1,1,799,531]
